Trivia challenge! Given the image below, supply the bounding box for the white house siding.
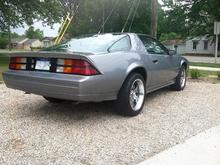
[23,40,42,50]
[31,40,42,48]
[164,44,186,55]
[185,38,220,56]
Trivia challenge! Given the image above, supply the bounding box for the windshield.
[45,34,128,53]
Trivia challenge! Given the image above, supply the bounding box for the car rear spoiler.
[7,51,93,60]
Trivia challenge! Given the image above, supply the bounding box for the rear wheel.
[43,96,65,103]
[171,65,187,91]
[115,73,146,116]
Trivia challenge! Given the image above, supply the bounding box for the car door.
[138,35,174,88]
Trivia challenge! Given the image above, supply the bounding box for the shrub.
[190,69,201,79]
[217,72,220,80]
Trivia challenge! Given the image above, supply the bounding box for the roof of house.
[188,35,214,41]
[162,39,185,45]
[42,37,55,41]
[23,39,40,45]
[11,38,28,44]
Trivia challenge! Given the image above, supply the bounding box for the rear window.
[45,34,130,53]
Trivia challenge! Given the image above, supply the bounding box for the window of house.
[193,41,198,50]
[204,41,208,50]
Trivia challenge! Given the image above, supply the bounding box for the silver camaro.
[3,33,188,116]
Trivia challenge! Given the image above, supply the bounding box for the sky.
[12,21,60,37]
[12,0,164,37]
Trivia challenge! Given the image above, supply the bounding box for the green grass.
[0,54,9,81]
[189,69,219,77]
[190,62,220,68]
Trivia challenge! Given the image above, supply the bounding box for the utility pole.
[214,22,220,63]
[8,23,11,51]
[150,0,158,38]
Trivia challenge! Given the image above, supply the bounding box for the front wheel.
[115,73,146,116]
[171,66,187,91]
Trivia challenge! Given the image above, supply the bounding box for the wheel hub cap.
[180,69,186,88]
[129,79,145,111]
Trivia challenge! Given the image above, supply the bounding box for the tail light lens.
[9,57,27,70]
[56,59,99,76]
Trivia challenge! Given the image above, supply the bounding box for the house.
[162,39,186,55]
[10,38,28,49]
[42,37,55,47]
[185,35,220,56]
[162,35,220,56]
[10,38,42,50]
[23,39,42,50]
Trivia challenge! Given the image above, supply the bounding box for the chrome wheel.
[129,79,145,111]
[180,69,186,88]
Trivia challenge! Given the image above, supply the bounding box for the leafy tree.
[161,0,220,36]
[0,32,8,49]
[159,32,182,41]
[67,0,154,37]
[25,26,44,40]
[0,0,63,31]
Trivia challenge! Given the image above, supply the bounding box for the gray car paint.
[2,33,188,102]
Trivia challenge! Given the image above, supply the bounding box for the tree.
[161,0,220,36]
[0,0,63,31]
[159,32,182,41]
[25,26,44,40]
[150,0,158,38]
[67,0,153,37]
[0,32,8,49]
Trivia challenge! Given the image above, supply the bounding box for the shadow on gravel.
[28,100,118,122]
[19,86,174,122]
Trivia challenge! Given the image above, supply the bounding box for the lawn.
[190,62,220,68]
[0,54,9,81]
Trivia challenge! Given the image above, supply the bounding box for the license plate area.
[35,58,51,71]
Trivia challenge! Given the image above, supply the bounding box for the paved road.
[0,82,220,165]
[183,56,220,64]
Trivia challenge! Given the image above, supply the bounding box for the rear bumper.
[2,70,117,102]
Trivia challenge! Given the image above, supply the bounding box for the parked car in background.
[3,33,188,116]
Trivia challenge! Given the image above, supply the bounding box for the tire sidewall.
[116,73,146,116]
[177,66,187,90]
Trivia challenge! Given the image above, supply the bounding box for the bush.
[190,69,201,79]
[0,37,8,49]
[217,72,220,80]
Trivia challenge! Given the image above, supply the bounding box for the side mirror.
[169,50,176,56]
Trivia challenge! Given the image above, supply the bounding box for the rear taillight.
[56,59,99,76]
[9,57,27,70]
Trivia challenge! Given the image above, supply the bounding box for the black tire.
[171,65,187,91]
[43,96,65,103]
[115,73,146,117]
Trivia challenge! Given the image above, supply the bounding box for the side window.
[139,36,168,55]
[108,36,131,52]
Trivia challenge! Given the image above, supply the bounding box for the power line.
[121,0,136,33]
[128,0,141,32]
[98,0,119,34]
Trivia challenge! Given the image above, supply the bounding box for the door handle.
[152,59,158,64]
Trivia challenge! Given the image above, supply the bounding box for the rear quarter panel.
[88,51,148,95]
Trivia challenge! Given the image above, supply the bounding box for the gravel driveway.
[0,81,220,165]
